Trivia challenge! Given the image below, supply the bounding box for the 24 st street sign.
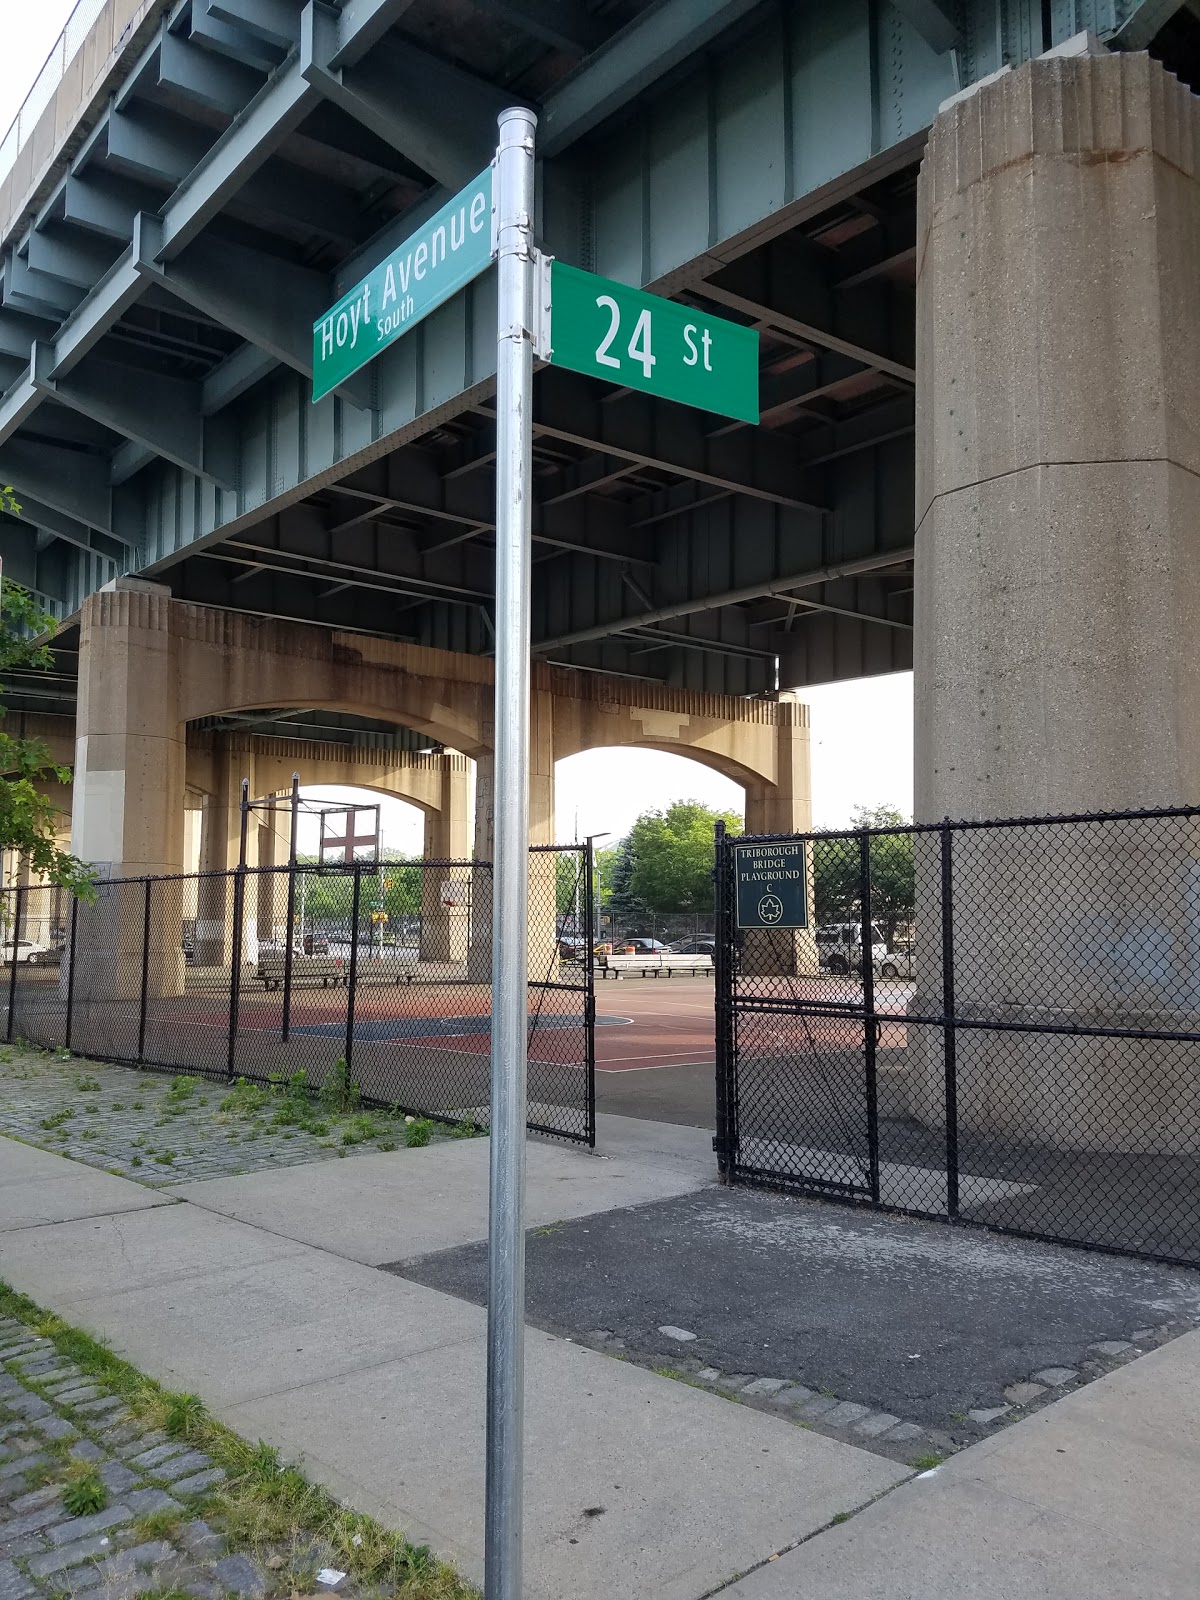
[547,261,759,424]
[312,167,493,402]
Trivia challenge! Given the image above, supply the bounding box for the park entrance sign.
[733,840,808,929]
[312,167,493,401]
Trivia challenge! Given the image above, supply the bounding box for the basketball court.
[594,978,717,1129]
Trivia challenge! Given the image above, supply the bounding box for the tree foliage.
[812,804,914,948]
[626,799,743,915]
[0,487,95,899]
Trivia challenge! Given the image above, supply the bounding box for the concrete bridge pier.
[70,582,187,1001]
[909,47,1200,1152]
[419,754,471,964]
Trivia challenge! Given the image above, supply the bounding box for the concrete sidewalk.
[5,1119,1198,1599]
[720,1328,1200,1599]
[0,1122,904,1599]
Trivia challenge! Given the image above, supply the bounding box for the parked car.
[668,935,716,956]
[816,922,888,974]
[1,939,52,965]
[557,937,586,960]
[619,937,669,955]
[874,947,915,980]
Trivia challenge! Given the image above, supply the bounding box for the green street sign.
[312,167,493,402]
[547,261,758,423]
[733,841,808,930]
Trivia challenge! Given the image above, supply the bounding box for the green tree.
[602,838,647,931]
[627,799,742,914]
[812,805,914,949]
[0,487,94,898]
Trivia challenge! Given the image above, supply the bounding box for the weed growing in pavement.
[39,1108,73,1130]
[130,1156,142,1167]
[0,1283,475,1599]
[165,1075,200,1102]
[318,1058,360,1115]
[404,1117,433,1149]
[72,1072,100,1092]
[111,1101,126,1111]
[153,1150,177,1165]
[62,1464,108,1516]
[83,1103,98,1113]
[219,1078,268,1118]
[449,1117,481,1139]
[341,1112,386,1147]
[911,1454,945,1472]
[132,1509,185,1544]
[163,1391,206,1440]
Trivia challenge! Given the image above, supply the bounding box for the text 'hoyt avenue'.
[312,167,493,402]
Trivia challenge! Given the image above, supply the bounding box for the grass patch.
[0,1283,475,1599]
[132,1508,184,1544]
[911,1454,945,1472]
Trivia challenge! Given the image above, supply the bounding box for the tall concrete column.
[72,581,186,878]
[420,755,472,963]
[910,48,1200,1149]
[466,698,557,983]
[71,581,186,999]
[743,694,817,975]
[196,740,256,966]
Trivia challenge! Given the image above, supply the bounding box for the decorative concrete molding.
[923,47,1200,207]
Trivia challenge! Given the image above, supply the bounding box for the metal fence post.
[137,878,152,1063]
[486,102,537,1600]
[858,830,881,1203]
[226,780,250,1081]
[6,884,23,1044]
[940,820,960,1219]
[64,893,79,1052]
[344,864,362,1070]
[583,843,596,1147]
[281,773,300,1043]
[712,821,736,1180]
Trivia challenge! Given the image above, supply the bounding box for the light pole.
[586,833,609,947]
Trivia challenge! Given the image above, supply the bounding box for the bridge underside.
[0,0,1196,747]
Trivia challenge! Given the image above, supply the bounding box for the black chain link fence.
[715,808,1200,1267]
[2,846,595,1146]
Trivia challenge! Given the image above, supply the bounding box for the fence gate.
[715,809,1200,1269]
[714,825,882,1204]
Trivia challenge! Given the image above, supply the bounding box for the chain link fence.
[715,808,1200,1267]
[2,846,595,1146]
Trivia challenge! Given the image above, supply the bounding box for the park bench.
[256,953,345,990]
[594,953,714,980]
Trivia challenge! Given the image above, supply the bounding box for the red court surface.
[594,978,716,1072]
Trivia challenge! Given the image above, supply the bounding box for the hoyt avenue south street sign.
[312,178,759,425]
[312,167,492,402]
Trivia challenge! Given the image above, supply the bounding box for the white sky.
[5,11,912,849]
[1,4,78,138]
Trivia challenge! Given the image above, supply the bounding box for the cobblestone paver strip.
[0,1049,464,1186]
[0,1314,463,1600]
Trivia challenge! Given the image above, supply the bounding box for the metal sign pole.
[486,104,537,1600]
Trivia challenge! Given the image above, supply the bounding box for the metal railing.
[0,0,109,187]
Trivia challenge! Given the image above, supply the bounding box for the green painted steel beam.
[891,0,964,51]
